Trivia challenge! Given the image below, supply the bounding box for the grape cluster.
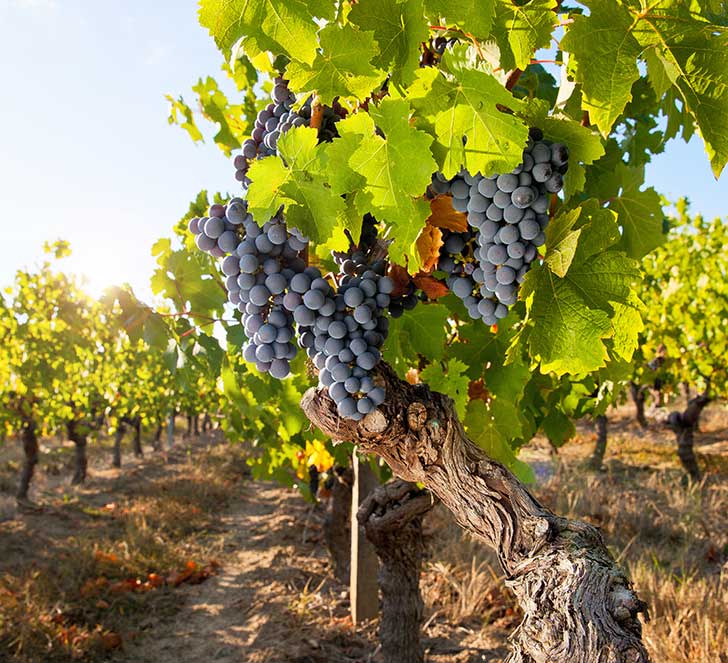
[432,128,568,324]
[189,199,309,379]
[292,251,393,421]
[188,199,250,259]
[232,77,343,185]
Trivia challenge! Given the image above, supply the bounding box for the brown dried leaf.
[468,379,490,402]
[427,196,468,233]
[388,264,412,298]
[413,274,449,300]
[416,224,443,273]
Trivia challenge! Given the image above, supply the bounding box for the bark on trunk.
[358,480,434,663]
[185,414,192,438]
[132,417,143,458]
[193,415,199,436]
[629,382,648,429]
[324,466,354,585]
[589,414,608,471]
[301,364,649,663]
[153,423,163,451]
[113,422,125,468]
[16,420,39,501]
[666,394,710,482]
[67,421,88,485]
[202,413,211,433]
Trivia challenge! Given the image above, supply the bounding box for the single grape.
[249,285,271,306]
[511,186,537,209]
[496,173,518,193]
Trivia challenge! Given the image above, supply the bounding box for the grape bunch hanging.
[188,78,569,420]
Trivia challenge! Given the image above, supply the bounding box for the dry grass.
[540,466,728,663]
[0,440,244,663]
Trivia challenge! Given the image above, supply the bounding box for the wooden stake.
[350,453,380,624]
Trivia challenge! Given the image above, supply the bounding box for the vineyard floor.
[1,402,727,663]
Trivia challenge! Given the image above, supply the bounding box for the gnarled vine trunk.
[113,422,125,468]
[629,382,648,429]
[132,417,143,458]
[666,394,710,481]
[589,414,608,471]
[67,421,88,485]
[324,466,353,584]
[358,480,434,663]
[302,364,650,663]
[16,419,39,501]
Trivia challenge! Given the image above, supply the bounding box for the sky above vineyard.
[0,0,726,301]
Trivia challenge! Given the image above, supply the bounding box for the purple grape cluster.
[189,199,309,379]
[232,77,343,186]
[294,250,393,420]
[431,128,568,324]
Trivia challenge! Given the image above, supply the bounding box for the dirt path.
[114,480,375,663]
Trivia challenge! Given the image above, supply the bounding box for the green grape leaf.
[247,126,345,243]
[420,358,470,419]
[492,0,558,71]
[349,0,429,87]
[285,24,386,105]
[561,1,643,136]
[610,294,644,363]
[424,1,496,39]
[520,201,641,376]
[607,164,665,259]
[150,243,225,321]
[384,303,450,370]
[165,95,203,144]
[327,99,437,269]
[192,77,243,155]
[643,45,675,99]
[629,5,728,178]
[349,99,436,210]
[464,400,535,483]
[541,408,575,447]
[198,0,323,64]
[409,58,529,178]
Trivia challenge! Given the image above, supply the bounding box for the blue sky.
[1,0,726,301]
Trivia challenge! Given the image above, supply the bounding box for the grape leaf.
[520,201,641,376]
[285,24,386,105]
[607,164,665,259]
[423,1,496,39]
[331,98,437,270]
[610,294,644,363]
[420,358,470,418]
[416,224,443,273]
[166,95,203,144]
[192,77,243,155]
[348,0,430,87]
[246,127,345,243]
[464,400,535,483]
[383,303,450,370]
[492,0,558,71]
[198,0,324,64]
[409,57,529,179]
[628,4,728,178]
[561,1,643,136]
[427,196,468,232]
